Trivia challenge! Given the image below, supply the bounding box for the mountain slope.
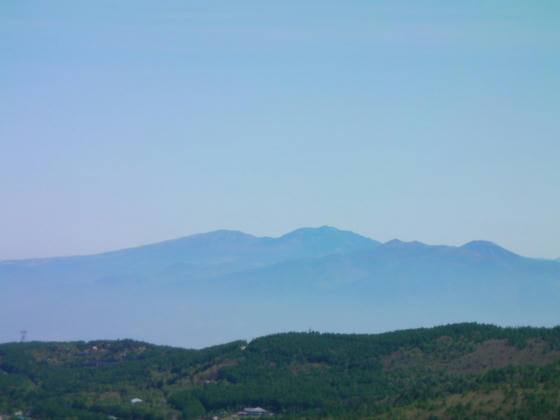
[197,239,560,341]
[216,238,559,298]
[0,226,380,285]
[1,229,559,347]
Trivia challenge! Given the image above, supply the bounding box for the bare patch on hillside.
[447,338,560,374]
[194,360,238,383]
[383,338,560,374]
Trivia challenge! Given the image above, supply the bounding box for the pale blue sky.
[1,1,559,260]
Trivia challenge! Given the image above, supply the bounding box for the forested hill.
[2,323,560,419]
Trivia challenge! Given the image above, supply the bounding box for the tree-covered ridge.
[1,323,560,419]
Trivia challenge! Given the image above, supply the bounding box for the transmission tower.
[20,330,27,343]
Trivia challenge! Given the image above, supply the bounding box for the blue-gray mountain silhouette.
[0,226,379,285]
[1,227,559,348]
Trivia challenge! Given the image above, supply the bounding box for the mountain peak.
[460,240,519,258]
[281,226,341,237]
[278,226,380,253]
[195,229,256,241]
[383,239,427,248]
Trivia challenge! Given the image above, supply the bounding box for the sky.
[1,1,559,261]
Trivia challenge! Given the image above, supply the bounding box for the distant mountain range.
[0,226,379,285]
[1,227,559,347]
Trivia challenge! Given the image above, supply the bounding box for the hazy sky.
[1,1,559,260]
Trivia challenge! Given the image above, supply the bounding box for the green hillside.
[1,323,560,419]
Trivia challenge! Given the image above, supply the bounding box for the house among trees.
[237,407,273,417]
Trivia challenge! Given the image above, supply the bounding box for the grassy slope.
[1,323,560,419]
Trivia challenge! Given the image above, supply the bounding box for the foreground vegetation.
[1,323,560,419]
